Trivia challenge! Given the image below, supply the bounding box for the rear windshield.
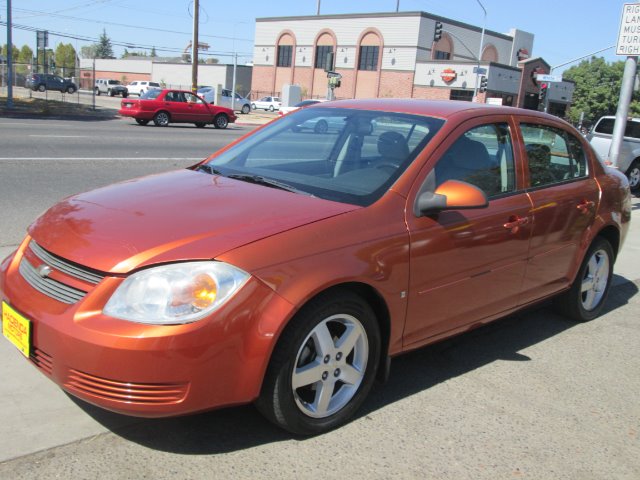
[595,117,640,139]
[141,89,161,100]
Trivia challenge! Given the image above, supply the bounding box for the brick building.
[252,11,573,114]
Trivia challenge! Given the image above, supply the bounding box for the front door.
[404,118,532,347]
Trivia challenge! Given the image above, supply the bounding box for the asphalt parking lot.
[0,117,638,479]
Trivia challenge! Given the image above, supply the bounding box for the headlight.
[103,261,250,325]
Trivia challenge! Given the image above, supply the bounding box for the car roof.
[316,98,567,123]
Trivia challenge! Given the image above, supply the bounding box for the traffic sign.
[473,67,487,75]
[535,74,562,82]
[327,71,342,79]
[617,3,640,56]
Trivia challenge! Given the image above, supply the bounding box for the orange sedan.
[0,100,632,435]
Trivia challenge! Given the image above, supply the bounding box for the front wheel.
[94,87,100,96]
[108,89,115,97]
[626,159,640,192]
[122,92,129,98]
[153,111,170,127]
[314,119,329,134]
[213,114,228,129]
[554,237,614,322]
[38,84,46,92]
[256,291,381,435]
[67,86,76,94]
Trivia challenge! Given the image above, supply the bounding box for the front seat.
[377,131,410,164]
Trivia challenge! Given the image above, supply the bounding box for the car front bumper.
[0,239,294,417]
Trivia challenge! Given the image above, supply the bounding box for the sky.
[0,0,630,73]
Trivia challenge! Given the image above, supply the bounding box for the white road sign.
[535,74,563,82]
[617,3,640,55]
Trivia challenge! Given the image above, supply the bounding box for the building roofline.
[256,11,515,41]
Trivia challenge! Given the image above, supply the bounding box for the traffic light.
[538,82,548,101]
[324,51,335,72]
[479,76,488,93]
[434,21,443,42]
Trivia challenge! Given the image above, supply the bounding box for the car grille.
[31,347,53,375]
[65,369,189,405]
[19,241,105,304]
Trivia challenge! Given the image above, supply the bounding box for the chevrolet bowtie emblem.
[36,264,53,278]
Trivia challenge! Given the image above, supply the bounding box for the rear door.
[515,120,600,304]
[404,116,533,346]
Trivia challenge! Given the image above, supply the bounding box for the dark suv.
[26,73,77,94]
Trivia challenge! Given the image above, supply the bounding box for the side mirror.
[415,180,488,216]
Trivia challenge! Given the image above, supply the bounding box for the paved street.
[0,118,638,479]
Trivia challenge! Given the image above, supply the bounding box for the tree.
[1,44,20,61]
[80,45,98,59]
[55,43,77,77]
[563,57,640,124]
[19,45,34,65]
[150,46,157,57]
[94,29,114,59]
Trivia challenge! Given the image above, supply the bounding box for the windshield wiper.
[196,164,223,175]
[227,174,312,196]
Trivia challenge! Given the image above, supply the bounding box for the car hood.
[28,169,357,274]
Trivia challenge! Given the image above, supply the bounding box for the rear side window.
[435,123,516,198]
[521,124,589,187]
[595,117,640,139]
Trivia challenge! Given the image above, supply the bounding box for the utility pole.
[191,0,199,94]
[6,0,14,108]
[472,0,487,102]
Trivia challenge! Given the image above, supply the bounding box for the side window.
[521,124,586,187]
[435,123,515,198]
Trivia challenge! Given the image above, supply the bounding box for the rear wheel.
[314,120,329,134]
[66,86,76,94]
[38,84,46,92]
[108,89,115,97]
[213,114,228,129]
[94,87,100,96]
[153,111,170,127]
[554,237,614,322]
[256,291,380,435]
[241,104,250,114]
[123,92,129,98]
[135,118,149,126]
[627,159,640,192]
[269,105,275,112]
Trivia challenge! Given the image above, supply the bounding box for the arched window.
[314,32,335,70]
[432,34,453,60]
[358,32,381,71]
[481,44,498,63]
[276,33,295,67]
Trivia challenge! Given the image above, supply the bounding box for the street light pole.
[191,0,199,93]
[6,0,14,108]
[472,0,486,102]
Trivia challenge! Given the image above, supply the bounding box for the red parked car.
[118,89,236,129]
[0,100,632,435]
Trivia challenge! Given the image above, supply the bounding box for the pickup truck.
[587,116,640,191]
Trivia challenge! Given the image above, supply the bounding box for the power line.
[7,6,254,43]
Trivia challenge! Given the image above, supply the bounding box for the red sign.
[440,68,457,83]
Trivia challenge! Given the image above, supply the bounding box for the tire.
[213,114,228,129]
[135,118,149,126]
[153,111,170,127]
[314,120,329,134]
[269,105,275,112]
[108,89,115,97]
[38,84,46,92]
[251,103,256,110]
[67,86,75,94]
[554,237,614,322]
[626,159,640,192]
[139,90,144,96]
[123,92,129,98]
[195,122,206,128]
[95,87,100,96]
[256,291,381,435]
[241,104,250,115]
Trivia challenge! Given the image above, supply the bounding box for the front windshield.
[201,107,444,206]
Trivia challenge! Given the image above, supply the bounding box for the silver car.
[197,87,251,114]
[588,116,640,191]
